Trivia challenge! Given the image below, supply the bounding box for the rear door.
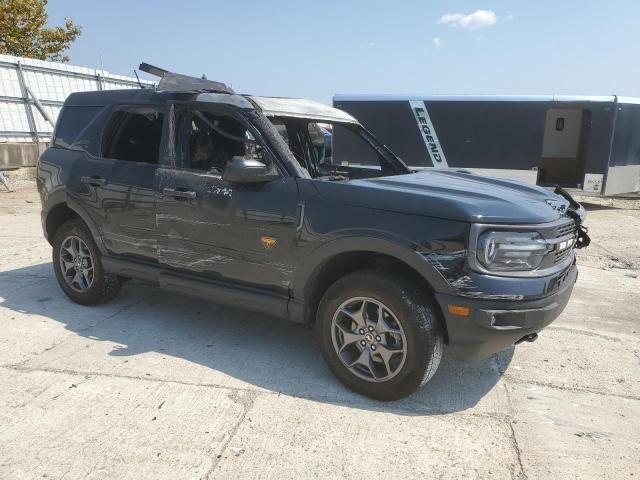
[155,102,299,295]
[82,104,165,261]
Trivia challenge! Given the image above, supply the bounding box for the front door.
[155,103,299,295]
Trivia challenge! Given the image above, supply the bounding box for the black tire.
[316,270,443,401]
[52,219,122,305]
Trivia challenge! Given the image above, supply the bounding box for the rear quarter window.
[53,106,105,155]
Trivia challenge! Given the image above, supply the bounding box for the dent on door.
[155,168,299,294]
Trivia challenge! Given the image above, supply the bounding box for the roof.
[248,96,358,123]
[64,88,172,106]
[333,94,640,105]
[63,89,357,123]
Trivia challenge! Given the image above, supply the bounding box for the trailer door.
[604,102,640,195]
[539,108,590,188]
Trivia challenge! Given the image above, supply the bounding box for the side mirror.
[223,156,279,184]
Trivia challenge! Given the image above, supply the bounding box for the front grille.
[550,220,577,239]
[545,219,577,267]
[553,246,573,264]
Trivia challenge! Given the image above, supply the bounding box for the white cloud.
[433,37,443,48]
[476,35,484,41]
[438,9,498,30]
[505,14,514,22]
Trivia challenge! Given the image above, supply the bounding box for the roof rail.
[138,62,235,94]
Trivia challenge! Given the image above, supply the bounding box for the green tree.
[0,0,81,62]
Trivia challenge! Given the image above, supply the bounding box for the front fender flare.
[288,236,455,322]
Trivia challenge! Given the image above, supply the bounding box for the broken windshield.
[268,117,409,180]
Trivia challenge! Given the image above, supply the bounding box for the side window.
[183,110,253,172]
[101,105,164,164]
[54,106,104,155]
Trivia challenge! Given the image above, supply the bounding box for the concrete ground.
[0,182,638,480]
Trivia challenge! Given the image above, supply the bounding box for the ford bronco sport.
[37,68,590,400]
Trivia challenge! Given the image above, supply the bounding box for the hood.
[314,170,571,224]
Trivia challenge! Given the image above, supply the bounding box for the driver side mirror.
[223,156,279,184]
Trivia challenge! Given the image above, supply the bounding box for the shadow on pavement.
[0,262,513,415]
[580,202,620,211]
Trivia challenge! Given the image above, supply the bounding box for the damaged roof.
[195,93,358,123]
[65,89,358,124]
[67,63,359,124]
[157,73,235,95]
[248,96,358,123]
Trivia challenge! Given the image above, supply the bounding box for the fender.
[287,234,456,323]
[43,191,109,255]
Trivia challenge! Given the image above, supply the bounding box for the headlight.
[476,231,551,272]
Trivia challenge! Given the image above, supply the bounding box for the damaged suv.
[37,69,589,400]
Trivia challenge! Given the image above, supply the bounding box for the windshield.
[268,117,410,180]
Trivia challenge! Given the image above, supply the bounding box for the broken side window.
[182,111,252,173]
[101,105,164,164]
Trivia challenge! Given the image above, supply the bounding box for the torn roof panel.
[157,73,234,94]
[196,92,254,109]
[248,96,358,124]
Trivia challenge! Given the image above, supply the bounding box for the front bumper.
[435,265,577,361]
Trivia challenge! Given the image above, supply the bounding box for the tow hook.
[515,333,538,345]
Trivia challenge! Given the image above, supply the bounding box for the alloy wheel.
[331,297,408,382]
[59,235,95,292]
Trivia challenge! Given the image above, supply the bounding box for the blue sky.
[47,0,640,103]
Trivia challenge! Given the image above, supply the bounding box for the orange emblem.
[260,236,278,250]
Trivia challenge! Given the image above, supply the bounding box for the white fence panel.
[0,102,30,132]
[0,53,154,143]
[0,67,22,97]
[31,104,60,134]
[23,70,98,102]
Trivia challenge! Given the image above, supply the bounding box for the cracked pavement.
[0,183,639,479]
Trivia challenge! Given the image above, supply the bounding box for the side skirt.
[102,256,290,320]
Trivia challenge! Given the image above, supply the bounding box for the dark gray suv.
[37,72,589,400]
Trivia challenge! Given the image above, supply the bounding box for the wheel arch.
[45,203,79,243]
[44,200,106,254]
[290,238,452,342]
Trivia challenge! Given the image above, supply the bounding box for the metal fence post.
[15,61,39,144]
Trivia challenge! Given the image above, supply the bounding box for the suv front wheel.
[52,219,122,305]
[317,270,444,401]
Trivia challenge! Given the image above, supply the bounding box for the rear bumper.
[435,265,577,361]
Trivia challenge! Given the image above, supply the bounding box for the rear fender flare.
[44,192,108,255]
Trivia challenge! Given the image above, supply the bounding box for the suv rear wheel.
[317,270,443,400]
[52,219,122,305]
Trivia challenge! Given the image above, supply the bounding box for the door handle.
[81,175,107,187]
[163,188,196,200]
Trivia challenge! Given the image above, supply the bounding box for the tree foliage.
[0,0,81,62]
